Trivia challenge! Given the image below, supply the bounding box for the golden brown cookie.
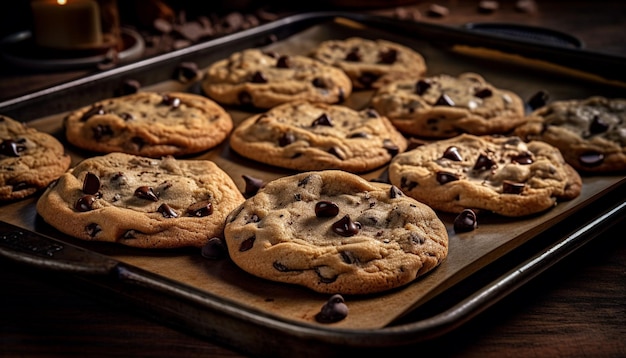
[311,37,427,90]
[223,170,448,295]
[201,49,352,109]
[63,91,233,158]
[370,72,526,138]
[36,153,245,249]
[388,134,582,217]
[0,115,71,201]
[513,96,626,173]
[229,101,408,173]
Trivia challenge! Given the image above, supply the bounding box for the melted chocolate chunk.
[348,132,369,139]
[315,201,340,218]
[201,237,227,260]
[251,71,268,83]
[276,55,290,68]
[442,146,463,161]
[315,267,338,283]
[273,261,290,272]
[435,93,455,106]
[473,154,495,170]
[157,203,178,218]
[298,175,312,187]
[82,172,101,195]
[365,108,379,118]
[589,115,610,134]
[378,48,398,64]
[242,175,264,198]
[1,139,26,157]
[239,236,255,252]
[383,139,400,156]
[85,223,102,237]
[312,77,328,89]
[502,181,525,194]
[331,215,361,237]
[75,195,97,212]
[511,152,534,165]
[279,132,295,146]
[389,185,404,198]
[311,113,333,127]
[80,105,105,122]
[400,177,418,191]
[358,72,379,88]
[340,251,357,264]
[119,112,134,121]
[315,294,349,323]
[92,124,113,140]
[134,186,158,201]
[345,48,361,62]
[238,91,253,106]
[436,171,459,184]
[474,88,493,98]
[187,200,213,217]
[161,94,181,108]
[327,147,345,159]
[453,209,478,233]
[527,90,549,110]
[579,152,605,167]
[415,79,431,95]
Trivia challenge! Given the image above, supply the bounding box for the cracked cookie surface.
[388,134,582,217]
[63,91,233,158]
[223,170,448,295]
[229,101,408,173]
[1,115,71,201]
[370,72,526,138]
[311,37,427,90]
[36,152,244,249]
[201,49,352,109]
[513,96,626,173]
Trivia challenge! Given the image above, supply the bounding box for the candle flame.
[57,0,67,5]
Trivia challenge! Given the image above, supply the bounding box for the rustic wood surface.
[1,1,625,357]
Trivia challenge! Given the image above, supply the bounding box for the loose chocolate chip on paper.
[242,175,264,198]
[201,237,227,260]
[454,209,478,233]
[527,90,549,110]
[315,294,349,323]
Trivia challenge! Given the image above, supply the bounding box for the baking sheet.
[1,13,625,335]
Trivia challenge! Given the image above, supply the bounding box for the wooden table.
[1,1,625,357]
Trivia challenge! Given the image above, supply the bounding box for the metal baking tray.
[1,11,625,357]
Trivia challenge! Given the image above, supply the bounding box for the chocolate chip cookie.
[229,101,408,173]
[513,96,626,173]
[310,37,427,90]
[1,115,71,201]
[223,170,449,295]
[388,134,582,217]
[370,72,526,138]
[36,152,245,249]
[201,49,352,109]
[63,91,233,158]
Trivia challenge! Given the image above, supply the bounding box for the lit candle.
[31,0,103,49]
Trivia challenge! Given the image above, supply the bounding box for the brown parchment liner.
[1,19,624,330]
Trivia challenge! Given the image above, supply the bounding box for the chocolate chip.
[134,186,158,201]
[527,90,549,110]
[82,172,101,195]
[383,139,400,156]
[85,223,102,237]
[187,200,213,217]
[436,171,459,184]
[315,201,339,218]
[415,79,431,95]
[276,55,290,68]
[239,236,255,252]
[315,294,348,323]
[161,94,181,108]
[435,94,455,106]
[242,175,264,198]
[579,152,605,167]
[511,152,534,165]
[80,105,105,122]
[443,146,463,161]
[453,209,478,233]
[298,175,312,187]
[340,251,357,264]
[365,108,380,118]
[201,237,227,260]
[328,147,345,159]
[246,213,260,224]
[311,113,333,127]
[315,267,338,283]
[358,72,379,88]
[312,77,328,89]
[0,139,25,157]
[502,181,525,194]
[238,91,253,106]
[378,48,398,64]
[400,177,418,191]
[157,203,178,218]
[389,185,403,198]
[92,124,113,140]
[409,232,426,245]
[332,215,361,237]
[273,261,290,272]
[348,132,369,139]
[278,132,295,147]
[474,88,493,98]
[589,115,610,134]
[473,154,495,170]
[120,112,134,121]
[251,71,268,83]
[75,195,97,212]
[345,48,361,61]
[175,61,199,82]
